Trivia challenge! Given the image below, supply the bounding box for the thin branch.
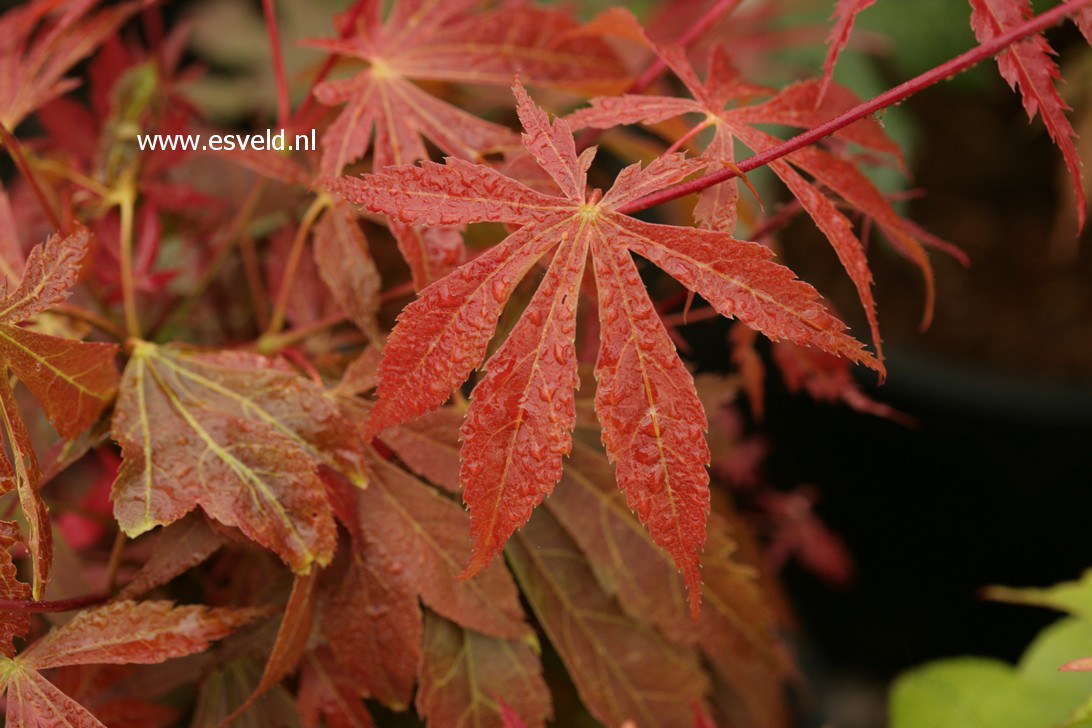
[117,185,141,338]
[266,196,329,335]
[262,0,291,128]
[619,0,1092,214]
[258,311,347,354]
[0,122,63,231]
[52,303,126,341]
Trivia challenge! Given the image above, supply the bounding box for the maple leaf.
[110,343,367,574]
[312,200,382,342]
[192,656,303,727]
[969,0,1087,230]
[307,0,625,288]
[567,43,941,353]
[759,485,856,589]
[0,600,263,727]
[316,478,422,710]
[547,442,792,727]
[0,227,119,598]
[507,507,711,728]
[771,340,912,423]
[298,648,376,728]
[331,81,876,613]
[1079,8,1092,45]
[224,572,319,723]
[309,0,625,176]
[379,407,463,493]
[0,0,138,129]
[416,611,552,728]
[0,228,119,438]
[356,450,530,640]
[117,513,226,599]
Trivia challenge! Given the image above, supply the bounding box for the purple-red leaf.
[319,532,421,709]
[416,611,551,728]
[313,201,381,340]
[357,452,530,640]
[507,508,710,727]
[0,522,30,657]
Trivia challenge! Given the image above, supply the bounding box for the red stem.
[0,122,63,231]
[619,0,1092,215]
[0,592,110,613]
[574,0,742,152]
[661,119,712,158]
[262,0,291,128]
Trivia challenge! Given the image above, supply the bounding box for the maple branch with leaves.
[0,0,1088,725]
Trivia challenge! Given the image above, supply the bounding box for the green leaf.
[891,619,1092,728]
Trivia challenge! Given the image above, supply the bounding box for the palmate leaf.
[0,0,138,129]
[110,343,367,574]
[332,81,876,614]
[117,513,226,599]
[224,572,320,723]
[547,442,792,727]
[0,228,119,440]
[313,200,382,342]
[298,648,377,728]
[507,507,711,728]
[567,42,939,354]
[356,450,531,640]
[0,600,263,728]
[969,0,1088,230]
[307,0,626,289]
[0,228,119,598]
[416,611,552,728]
[319,532,421,709]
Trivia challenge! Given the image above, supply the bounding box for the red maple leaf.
[331,81,878,615]
[0,0,137,130]
[567,42,941,359]
[307,0,627,288]
[0,600,264,727]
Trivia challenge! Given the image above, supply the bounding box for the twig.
[117,185,141,338]
[619,0,1092,214]
[266,196,328,335]
[52,303,127,341]
[262,0,291,128]
[258,311,347,354]
[0,122,63,231]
